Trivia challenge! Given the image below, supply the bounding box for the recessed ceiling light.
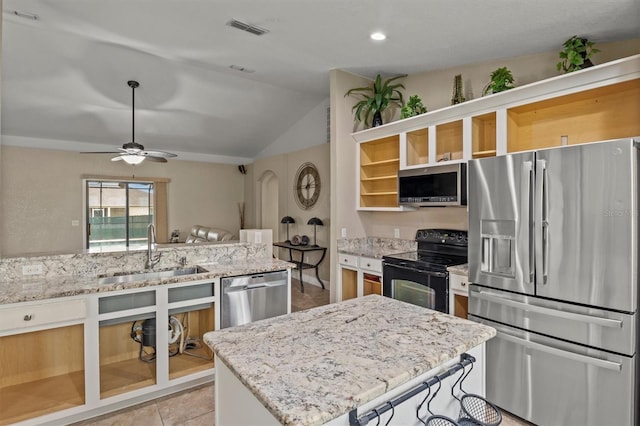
[370,32,386,41]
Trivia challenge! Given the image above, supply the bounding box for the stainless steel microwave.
[398,163,467,207]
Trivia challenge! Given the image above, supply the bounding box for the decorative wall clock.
[294,162,321,210]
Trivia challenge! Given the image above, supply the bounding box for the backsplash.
[0,242,270,281]
[337,237,416,257]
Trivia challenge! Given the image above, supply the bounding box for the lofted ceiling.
[2,0,639,163]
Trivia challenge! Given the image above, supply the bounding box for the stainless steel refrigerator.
[468,138,638,426]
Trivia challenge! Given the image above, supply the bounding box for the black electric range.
[382,229,468,313]
[383,229,468,271]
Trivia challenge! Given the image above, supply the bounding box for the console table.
[273,242,326,292]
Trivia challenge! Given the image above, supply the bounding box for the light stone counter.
[337,237,416,258]
[0,256,292,305]
[447,263,468,275]
[204,295,496,426]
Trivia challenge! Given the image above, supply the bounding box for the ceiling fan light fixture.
[121,154,145,165]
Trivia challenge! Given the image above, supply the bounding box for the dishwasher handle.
[223,278,288,293]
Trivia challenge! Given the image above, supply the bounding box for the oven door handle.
[383,263,446,277]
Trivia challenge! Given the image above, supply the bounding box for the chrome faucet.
[146,223,161,269]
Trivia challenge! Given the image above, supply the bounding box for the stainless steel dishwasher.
[221,270,289,328]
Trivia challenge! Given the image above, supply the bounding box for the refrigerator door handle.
[535,159,548,285]
[474,290,623,328]
[521,161,534,284]
[496,331,622,372]
[542,164,549,284]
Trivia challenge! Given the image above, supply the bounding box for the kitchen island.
[204,295,496,426]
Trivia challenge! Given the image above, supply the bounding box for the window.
[86,180,154,251]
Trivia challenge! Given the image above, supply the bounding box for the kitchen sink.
[97,265,208,285]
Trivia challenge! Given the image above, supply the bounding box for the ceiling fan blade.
[80,151,122,154]
[144,156,168,163]
[111,156,124,161]
[141,150,178,158]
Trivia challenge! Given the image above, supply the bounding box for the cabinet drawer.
[0,299,86,332]
[449,273,469,294]
[359,257,382,273]
[338,253,358,267]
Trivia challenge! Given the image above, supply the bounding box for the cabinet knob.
[366,263,371,267]
[23,314,32,321]
[461,282,466,287]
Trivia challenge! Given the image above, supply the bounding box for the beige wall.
[330,38,640,300]
[401,38,640,118]
[1,145,245,256]
[248,143,331,284]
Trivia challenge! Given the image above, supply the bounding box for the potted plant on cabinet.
[400,94,427,119]
[345,74,405,127]
[482,67,516,96]
[557,35,600,73]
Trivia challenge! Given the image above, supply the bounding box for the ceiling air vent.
[226,19,269,36]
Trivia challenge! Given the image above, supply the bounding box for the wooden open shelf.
[363,274,382,296]
[436,120,463,161]
[507,79,640,152]
[0,370,85,425]
[359,135,400,208]
[100,320,156,398]
[472,112,497,158]
[407,128,429,166]
[341,268,358,301]
[169,307,215,379]
[0,324,85,424]
[454,294,469,319]
[100,358,156,399]
[169,346,214,380]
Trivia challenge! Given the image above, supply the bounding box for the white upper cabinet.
[352,54,640,210]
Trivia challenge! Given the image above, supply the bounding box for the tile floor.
[72,280,531,426]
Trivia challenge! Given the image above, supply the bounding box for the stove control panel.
[416,229,468,245]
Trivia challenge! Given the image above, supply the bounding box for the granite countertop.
[337,237,417,259]
[204,295,496,426]
[447,263,468,275]
[337,246,406,258]
[0,259,293,305]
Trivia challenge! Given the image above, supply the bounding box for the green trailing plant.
[483,67,516,96]
[400,95,427,119]
[557,36,600,73]
[345,74,405,127]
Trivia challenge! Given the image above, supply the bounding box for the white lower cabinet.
[337,254,383,301]
[449,272,469,319]
[0,278,219,425]
[0,297,87,425]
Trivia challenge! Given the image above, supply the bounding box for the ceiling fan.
[83,80,177,164]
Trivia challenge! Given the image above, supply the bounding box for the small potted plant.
[482,67,516,96]
[400,95,427,119]
[345,74,405,127]
[557,36,600,73]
